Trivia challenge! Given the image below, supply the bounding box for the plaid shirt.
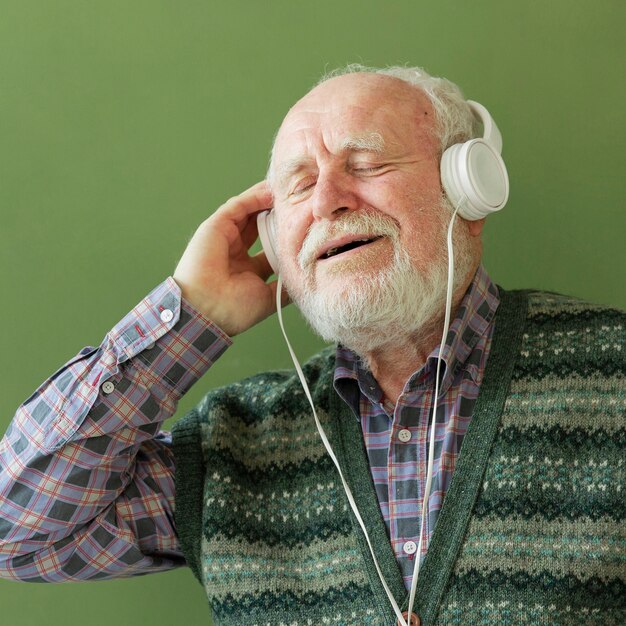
[0,270,498,586]
[334,265,499,588]
[0,278,229,581]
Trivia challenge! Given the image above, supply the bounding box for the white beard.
[280,203,475,357]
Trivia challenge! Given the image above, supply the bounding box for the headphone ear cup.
[257,210,280,275]
[440,138,509,221]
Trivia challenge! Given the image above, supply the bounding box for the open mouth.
[318,236,383,260]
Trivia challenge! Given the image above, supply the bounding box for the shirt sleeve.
[0,277,231,582]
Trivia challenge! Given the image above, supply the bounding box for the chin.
[293,253,443,353]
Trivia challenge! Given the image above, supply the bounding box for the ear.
[466,217,485,237]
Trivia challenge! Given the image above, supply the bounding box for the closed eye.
[290,177,317,196]
[352,164,388,175]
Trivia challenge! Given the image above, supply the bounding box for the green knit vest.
[172,289,625,625]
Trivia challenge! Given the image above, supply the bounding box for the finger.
[249,250,275,281]
[240,211,261,249]
[218,181,274,222]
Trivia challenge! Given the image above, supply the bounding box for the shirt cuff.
[108,277,232,397]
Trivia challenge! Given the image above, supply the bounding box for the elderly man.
[0,66,624,626]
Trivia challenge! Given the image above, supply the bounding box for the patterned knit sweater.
[171,289,625,626]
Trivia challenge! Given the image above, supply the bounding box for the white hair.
[267,63,478,184]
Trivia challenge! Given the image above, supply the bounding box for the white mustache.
[298,212,400,270]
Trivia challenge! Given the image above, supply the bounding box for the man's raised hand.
[173,181,281,336]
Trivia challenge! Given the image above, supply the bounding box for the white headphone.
[440,100,509,221]
[257,205,280,274]
[258,100,509,272]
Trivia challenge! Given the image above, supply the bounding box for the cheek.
[399,205,450,268]
[274,209,309,266]
[371,168,442,214]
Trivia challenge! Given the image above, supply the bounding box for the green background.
[1,1,624,625]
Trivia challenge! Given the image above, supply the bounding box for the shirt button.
[398,429,412,443]
[101,381,115,394]
[145,342,155,350]
[397,611,420,626]
[160,309,174,323]
[403,540,417,555]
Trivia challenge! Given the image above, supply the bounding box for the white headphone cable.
[406,205,459,620]
[275,274,409,625]
[273,205,459,625]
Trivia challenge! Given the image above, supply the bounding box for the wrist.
[171,276,224,329]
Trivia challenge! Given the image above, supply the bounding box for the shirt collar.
[435,264,499,390]
[333,265,500,409]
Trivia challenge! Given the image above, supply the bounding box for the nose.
[310,171,359,221]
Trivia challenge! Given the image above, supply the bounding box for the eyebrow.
[272,132,386,190]
[339,132,385,153]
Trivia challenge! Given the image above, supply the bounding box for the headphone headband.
[467,100,502,153]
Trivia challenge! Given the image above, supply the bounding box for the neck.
[361,264,477,405]
[365,325,442,404]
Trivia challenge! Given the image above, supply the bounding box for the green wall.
[1,2,624,625]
